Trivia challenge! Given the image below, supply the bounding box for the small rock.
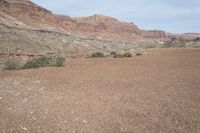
[35,80,41,83]
[38,88,44,91]
[14,81,20,85]
[21,127,28,131]
[7,107,12,110]
[0,97,2,100]
[75,102,79,104]
[83,120,87,124]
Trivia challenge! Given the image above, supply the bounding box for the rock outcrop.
[0,0,168,43]
[0,0,199,60]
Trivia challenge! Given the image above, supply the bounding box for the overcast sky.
[32,0,200,33]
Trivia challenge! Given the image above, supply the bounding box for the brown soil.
[0,49,200,133]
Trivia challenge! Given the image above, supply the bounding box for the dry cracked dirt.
[0,49,200,133]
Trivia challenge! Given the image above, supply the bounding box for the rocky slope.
[0,25,142,59]
[0,0,167,42]
[0,0,199,60]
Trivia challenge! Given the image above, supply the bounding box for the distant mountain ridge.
[0,0,168,43]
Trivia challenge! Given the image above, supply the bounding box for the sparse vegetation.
[123,52,133,57]
[4,59,20,70]
[135,50,144,56]
[136,53,142,56]
[23,56,65,69]
[113,52,133,58]
[90,52,105,58]
[110,51,117,55]
[23,56,51,69]
[113,54,124,58]
[55,57,65,67]
[2,56,65,70]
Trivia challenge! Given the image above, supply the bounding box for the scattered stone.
[56,98,60,100]
[38,88,44,91]
[83,120,87,124]
[21,127,28,131]
[7,107,12,110]
[35,80,41,83]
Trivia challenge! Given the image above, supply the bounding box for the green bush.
[2,56,66,70]
[136,53,142,56]
[23,56,51,69]
[113,52,133,58]
[23,56,65,69]
[23,59,40,69]
[90,52,105,58]
[123,52,133,57]
[4,60,20,70]
[110,51,117,55]
[55,57,65,67]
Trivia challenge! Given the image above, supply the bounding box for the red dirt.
[0,49,200,132]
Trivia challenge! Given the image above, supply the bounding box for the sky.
[32,0,200,33]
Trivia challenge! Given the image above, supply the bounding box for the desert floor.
[0,48,200,133]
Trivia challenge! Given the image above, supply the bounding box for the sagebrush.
[90,52,105,58]
[110,51,117,55]
[4,60,20,70]
[23,56,65,69]
[114,52,133,58]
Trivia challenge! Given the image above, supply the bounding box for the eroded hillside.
[0,0,199,60]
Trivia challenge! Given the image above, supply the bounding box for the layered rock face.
[0,0,167,43]
[75,14,167,41]
[1,0,199,60]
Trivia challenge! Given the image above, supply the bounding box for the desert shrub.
[23,56,51,69]
[135,50,144,56]
[23,56,65,69]
[194,37,200,42]
[113,52,133,58]
[23,58,42,69]
[4,59,20,70]
[123,52,133,57]
[113,54,124,58]
[54,57,65,67]
[90,52,105,58]
[110,51,117,55]
[136,53,142,56]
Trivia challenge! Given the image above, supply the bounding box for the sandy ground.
[0,48,200,133]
